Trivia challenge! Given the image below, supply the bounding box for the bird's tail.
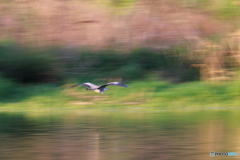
[100,88,109,93]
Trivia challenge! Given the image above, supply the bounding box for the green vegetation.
[0,74,239,113]
[0,45,61,83]
[0,43,200,84]
[0,0,240,113]
[179,0,240,19]
[0,42,239,113]
[98,0,136,8]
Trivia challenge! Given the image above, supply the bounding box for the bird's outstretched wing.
[71,82,99,89]
[100,82,128,88]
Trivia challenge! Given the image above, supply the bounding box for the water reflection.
[0,111,239,160]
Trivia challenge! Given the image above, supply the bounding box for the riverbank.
[1,80,239,114]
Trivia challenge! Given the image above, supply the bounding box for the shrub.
[0,45,62,83]
[111,63,144,79]
[130,48,171,70]
[0,75,19,100]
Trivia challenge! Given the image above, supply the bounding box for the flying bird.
[71,82,128,93]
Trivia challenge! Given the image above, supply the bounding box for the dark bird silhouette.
[71,82,128,93]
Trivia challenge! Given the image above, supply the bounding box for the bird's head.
[86,88,89,90]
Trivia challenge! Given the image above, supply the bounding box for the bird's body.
[71,82,128,93]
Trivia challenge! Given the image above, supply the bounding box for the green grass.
[0,78,240,114]
[178,0,240,19]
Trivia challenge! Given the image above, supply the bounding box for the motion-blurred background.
[0,0,240,84]
[0,1,240,160]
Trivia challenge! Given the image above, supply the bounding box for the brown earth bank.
[0,0,229,49]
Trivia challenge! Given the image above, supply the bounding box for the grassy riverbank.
[0,43,239,113]
[1,78,239,113]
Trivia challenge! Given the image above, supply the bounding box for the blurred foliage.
[0,43,199,84]
[2,38,240,85]
[0,0,240,111]
[82,47,199,81]
[0,44,62,83]
[111,63,144,79]
[0,75,19,100]
[77,0,136,9]
[103,0,136,8]
[179,0,240,19]
[0,74,60,102]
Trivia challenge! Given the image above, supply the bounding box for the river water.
[0,110,239,160]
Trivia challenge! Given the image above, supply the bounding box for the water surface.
[0,110,239,160]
